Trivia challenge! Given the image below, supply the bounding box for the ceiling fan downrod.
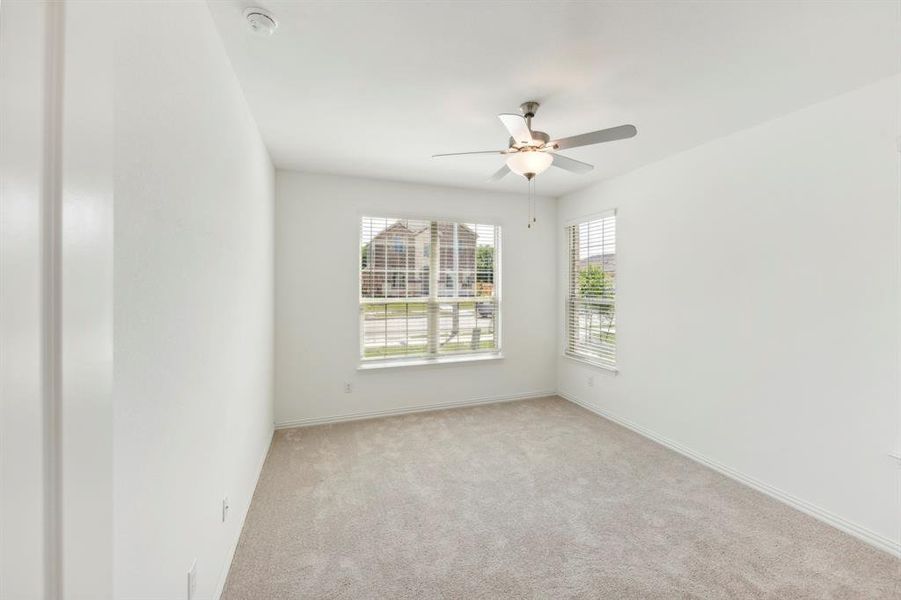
[520,100,540,130]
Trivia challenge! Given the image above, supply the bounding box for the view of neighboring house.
[361,221,478,298]
[577,253,616,280]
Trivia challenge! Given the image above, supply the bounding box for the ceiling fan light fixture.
[506,150,553,179]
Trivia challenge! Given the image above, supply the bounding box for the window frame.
[357,214,503,368]
[563,210,618,374]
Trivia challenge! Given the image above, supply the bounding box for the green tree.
[578,265,610,299]
[361,243,369,268]
[476,246,494,283]
[578,265,613,340]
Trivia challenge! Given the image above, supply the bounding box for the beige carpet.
[223,397,900,599]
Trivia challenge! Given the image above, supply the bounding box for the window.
[566,212,616,370]
[360,217,500,362]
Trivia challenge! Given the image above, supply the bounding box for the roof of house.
[369,221,476,242]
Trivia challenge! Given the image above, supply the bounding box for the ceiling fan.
[432,101,637,181]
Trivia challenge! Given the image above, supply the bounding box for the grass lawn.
[363,301,489,319]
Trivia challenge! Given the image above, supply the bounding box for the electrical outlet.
[587,375,594,388]
[187,559,197,600]
[222,496,230,522]
[344,382,352,394]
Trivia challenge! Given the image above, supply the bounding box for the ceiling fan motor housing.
[509,131,549,149]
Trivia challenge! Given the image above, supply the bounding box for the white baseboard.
[275,390,558,430]
[215,427,274,600]
[559,391,901,558]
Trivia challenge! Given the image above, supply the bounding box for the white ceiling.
[208,1,900,197]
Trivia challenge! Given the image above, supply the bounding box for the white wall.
[275,171,557,425]
[3,2,117,596]
[557,76,901,553]
[1,2,55,596]
[61,2,116,595]
[112,3,274,599]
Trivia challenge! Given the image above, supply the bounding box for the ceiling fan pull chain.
[527,178,533,229]
[528,178,536,226]
[527,182,531,229]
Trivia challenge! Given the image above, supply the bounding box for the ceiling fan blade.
[488,164,510,181]
[551,153,594,174]
[432,150,506,158]
[497,114,534,145]
[549,124,637,151]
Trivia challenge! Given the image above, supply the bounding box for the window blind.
[360,217,500,362]
[566,212,616,369]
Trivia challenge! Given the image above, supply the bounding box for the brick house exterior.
[361,221,478,298]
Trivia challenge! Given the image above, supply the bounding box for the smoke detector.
[243,7,277,36]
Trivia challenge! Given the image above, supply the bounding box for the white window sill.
[358,353,504,371]
[561,353,618,375]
